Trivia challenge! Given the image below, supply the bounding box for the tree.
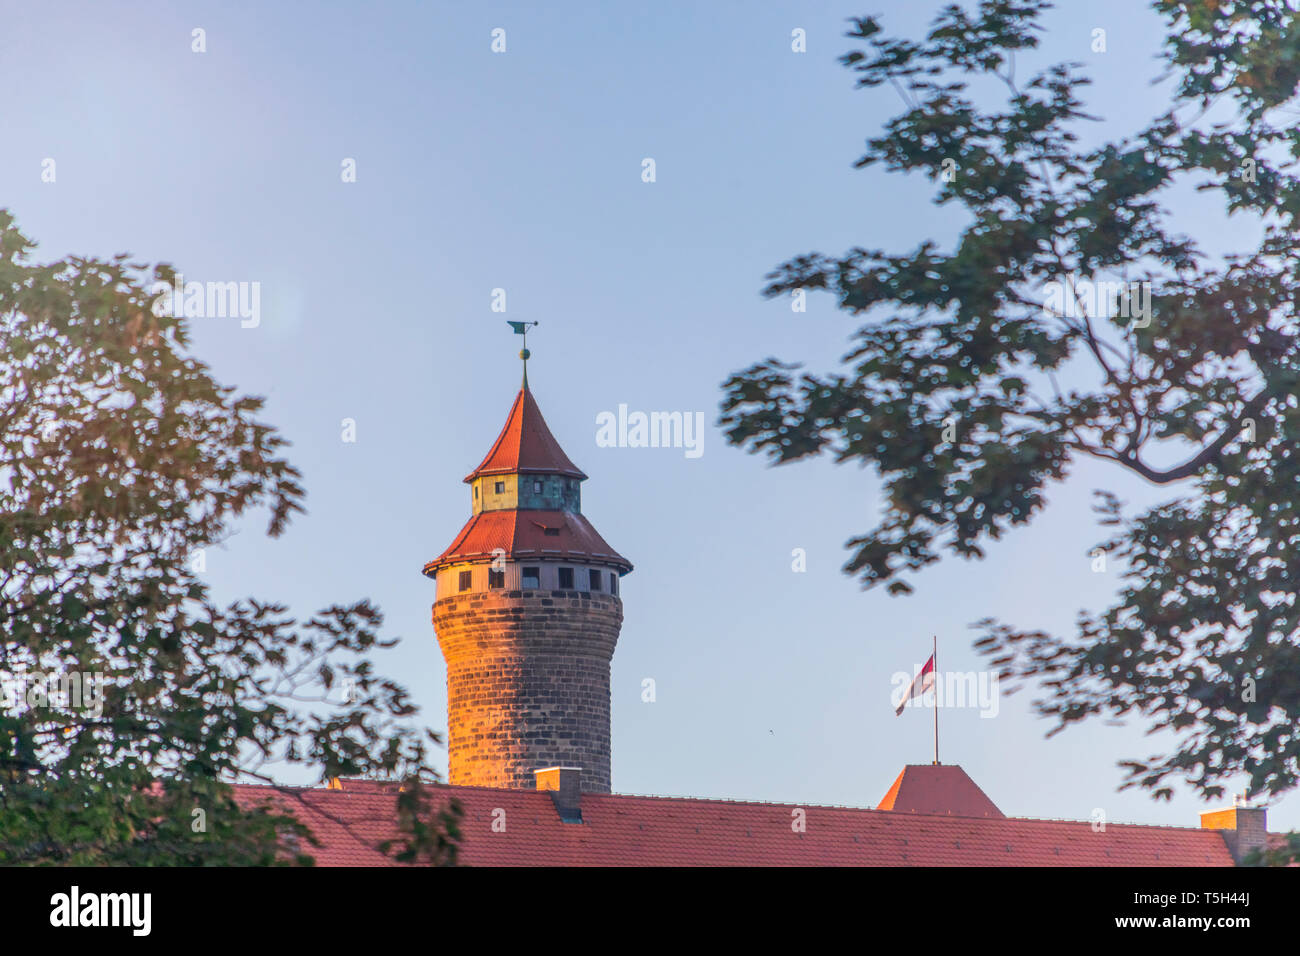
[720,0,1300,818]
[0,210,459,864]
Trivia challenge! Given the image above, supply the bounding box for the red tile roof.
[465,387,586,483]
[234,782,404,867]
[232,780,1237,867]
[424,509,632,574]
[878,765,1004,818]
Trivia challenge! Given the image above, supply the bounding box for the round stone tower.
[424,373,631,793]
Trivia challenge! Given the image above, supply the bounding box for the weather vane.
[506,320,539,387]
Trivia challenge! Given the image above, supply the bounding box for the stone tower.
[424,373,632,793]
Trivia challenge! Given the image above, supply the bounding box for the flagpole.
[932,634,939,766]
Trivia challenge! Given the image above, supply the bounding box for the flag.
[895,653,935,715]
[507,321,529,334]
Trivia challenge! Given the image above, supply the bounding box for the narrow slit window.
[609,572,618,594]
[589,569,602,591]
[522,566,540,589]
[533,479,542,494]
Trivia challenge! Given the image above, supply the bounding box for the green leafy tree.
[721,0,1300,825]
[0,210,459,864]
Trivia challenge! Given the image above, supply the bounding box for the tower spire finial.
[506,320,540,389]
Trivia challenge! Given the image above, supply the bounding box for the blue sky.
[5,0,1294,831]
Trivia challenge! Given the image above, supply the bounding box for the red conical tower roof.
[424,509,631,575]
[464,386,588,483]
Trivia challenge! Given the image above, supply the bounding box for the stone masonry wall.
[433,589,623,793]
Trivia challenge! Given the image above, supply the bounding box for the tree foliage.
[0,210,459,864]
[721,0,1300,814]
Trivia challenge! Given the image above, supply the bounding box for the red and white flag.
[895,653,935,715]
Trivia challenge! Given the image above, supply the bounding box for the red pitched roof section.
[465,387,587,483]
[877,764,1004,819]
[424,510,632,574]
[234,783,400,867]
[231,775,1237,867]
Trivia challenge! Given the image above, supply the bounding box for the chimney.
[535,767,583,823]
[1200,799,1268,864]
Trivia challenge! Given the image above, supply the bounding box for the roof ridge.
[232,783,1227,833]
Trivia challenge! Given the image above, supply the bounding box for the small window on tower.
[495,480,505,494]
[533,479,542,494]
[522,566,540,589]
[589,569,602,591]
[558,567,574,589]
[458,570,472,592]
[543,527,560,537]
[488,569,504,589]
[610,572,618,594]
[474,485,479,499]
